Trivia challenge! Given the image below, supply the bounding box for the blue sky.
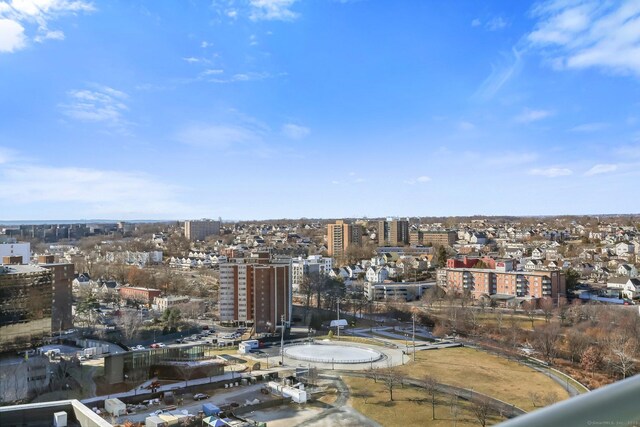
[1,0,639,221]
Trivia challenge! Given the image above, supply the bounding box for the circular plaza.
[284,343,383,364]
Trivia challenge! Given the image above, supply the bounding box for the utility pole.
[280,314,285,366]
[337,299,340,339]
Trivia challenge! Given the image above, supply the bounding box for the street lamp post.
[412,312,416,362]
[337,299,341,339]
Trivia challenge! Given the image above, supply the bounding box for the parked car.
[175,338,183,343]
[193,393,209,401]
[132,345,145,351]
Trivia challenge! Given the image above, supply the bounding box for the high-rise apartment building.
[219,258,291,333]
[0,264,53,353]
[327,220,362,257]
[184,219,221,241]
[37,255,74,333]
[377,219,409,246]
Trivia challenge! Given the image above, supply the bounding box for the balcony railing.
[498,374,640,427]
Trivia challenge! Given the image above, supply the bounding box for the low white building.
[366,281,433,301]
[153,295,189,311]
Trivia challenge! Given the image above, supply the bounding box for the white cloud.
[471,18,481,27]
[584,163,617,176]
[474,48,522,100]
[281,123,310,140]
[0,146,16,164]
[569,122,609,132]
[0,18,25,52]
[34,28,63,42]
[0,0,94,53]
[527,0,640,77]
[60,85,129,126]
[486,16,508,31]
[515,108,553,123]
[201,41,211,48]
[616,144,640,158]
[529,167,573,177]
[208,71,275,84]
[249,0,299,21]
[175,123,262,149]
[200,68,224,76]
[405,176,431,185]
[458,121,476,131]
[183,56,200,63]
[0,163,188,217]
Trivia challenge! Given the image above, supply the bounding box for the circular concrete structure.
[284,343,383,364]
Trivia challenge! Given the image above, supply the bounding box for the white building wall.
[218,264,236,320]
[0,243,30,264]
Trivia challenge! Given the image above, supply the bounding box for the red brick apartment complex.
[439,259,566,300]
[118,286,162,305]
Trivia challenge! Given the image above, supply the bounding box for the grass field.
[394,347,570,412]
[345,376,505,427]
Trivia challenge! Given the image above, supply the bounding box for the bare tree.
[117,310,143,342]
[471,396,494,427]
[566,329,590,363]
[495,310,504,331]
[522,300,537,329]
[423,375,438,420]
[382,364,403,401]
[607,334,638,379]
[533,323,561,363]
[556,297,568,325]
[539,298,554,323]
[366,366,381,384]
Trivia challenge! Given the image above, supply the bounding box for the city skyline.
[1,0,640,220]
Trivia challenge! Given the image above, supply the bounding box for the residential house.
[366,266,389,283]
[615,243,635,257]
[607,277,640,300]
[617,264,638,278]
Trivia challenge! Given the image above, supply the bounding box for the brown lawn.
[394,346,570,412]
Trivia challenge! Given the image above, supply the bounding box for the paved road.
[295,375,382,427]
